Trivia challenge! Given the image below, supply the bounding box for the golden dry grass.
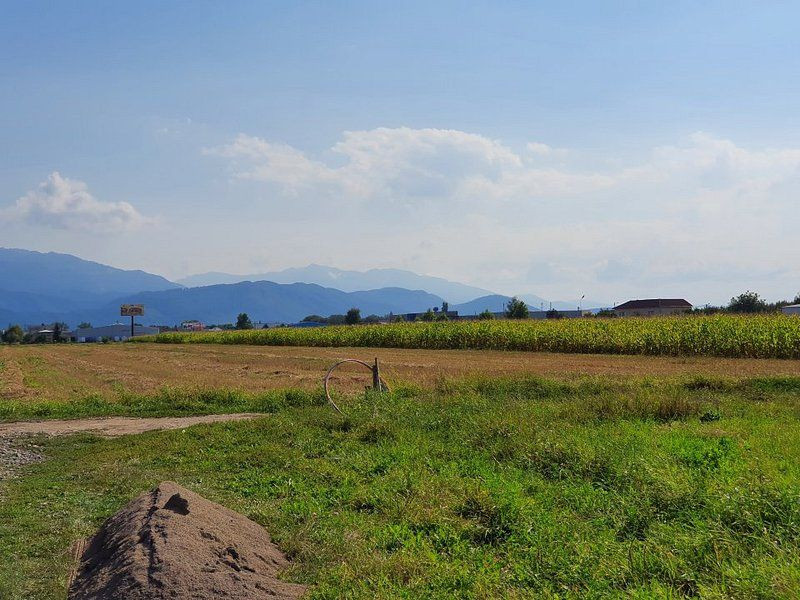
[2,342,800,405]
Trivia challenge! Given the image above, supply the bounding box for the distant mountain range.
[0,249,448,325]
[0,248,607,326]
[85,282,443,325]
[0,248,181,326]
[176,267,605,311]
[0,248,178,299]
[176,264,493,304]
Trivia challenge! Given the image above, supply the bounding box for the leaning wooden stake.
[372,357,382,392]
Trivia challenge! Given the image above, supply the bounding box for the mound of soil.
[68,481,306,599]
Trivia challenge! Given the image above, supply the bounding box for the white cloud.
[208,127,611,206]
[206,128,800,303]
[525,141,568,159]
[3,172,151,232]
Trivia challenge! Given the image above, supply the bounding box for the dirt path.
[0,412,263,438]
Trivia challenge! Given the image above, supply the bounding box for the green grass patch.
[0,387,322,422]
[2,374,800,424]
[2,375,800,597]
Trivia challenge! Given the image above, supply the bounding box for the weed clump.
[575,392,702,422]
[456,491,519,546]
[357,422,395,444]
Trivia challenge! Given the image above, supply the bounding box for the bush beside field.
[134,315,800,359]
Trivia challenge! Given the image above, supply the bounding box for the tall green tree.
[728,291,768,313]
[2,324,24,344]
[418,309,436,322]
[301,315,327,323]
[505,297,529,319]
[477,309,494,320]
[52,322,67,343]
[236,313,253,329]
[345,307,361,325]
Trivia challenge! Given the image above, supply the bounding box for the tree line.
[694,291,800,315]
[1,322,74,344]
[5,290,796,344]
[298,297,533,325]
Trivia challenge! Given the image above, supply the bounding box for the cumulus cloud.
[4,172,151,231]
[208,128,800,302]
[208,127,612,205]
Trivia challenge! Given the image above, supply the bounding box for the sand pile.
[68,481,306,599]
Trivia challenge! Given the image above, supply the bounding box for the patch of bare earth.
[68,481,306,599]
[0,436,42,483]
[0,413,263,438]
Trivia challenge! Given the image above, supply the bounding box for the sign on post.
[120,304,145,317]
[120,304,145,337]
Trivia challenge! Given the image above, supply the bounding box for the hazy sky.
[2,1,799,304]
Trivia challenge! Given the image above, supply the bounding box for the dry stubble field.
[4,342,800,407]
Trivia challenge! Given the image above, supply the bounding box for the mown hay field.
[5,343,800,421]
[137,315,800,359]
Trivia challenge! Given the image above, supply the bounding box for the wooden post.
[130,315,134,339]
[372,357,381,392]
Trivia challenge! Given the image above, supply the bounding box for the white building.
[782,304,800,316]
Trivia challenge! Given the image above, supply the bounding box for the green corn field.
[133,314,800,359]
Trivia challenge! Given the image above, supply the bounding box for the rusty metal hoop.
[323,358,389,414]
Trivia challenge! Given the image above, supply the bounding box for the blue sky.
[1,1,799,304]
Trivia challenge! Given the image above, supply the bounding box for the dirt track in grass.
[3,342,800,405]
[0,413,263,438]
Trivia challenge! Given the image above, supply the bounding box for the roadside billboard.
[120,304,145,317]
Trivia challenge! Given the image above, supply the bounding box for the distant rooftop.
[614,299,692,310]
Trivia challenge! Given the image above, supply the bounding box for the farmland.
[2,343,800,598]
[138,314,800,359]
[3,367,800,597]
[4,343,800,419]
